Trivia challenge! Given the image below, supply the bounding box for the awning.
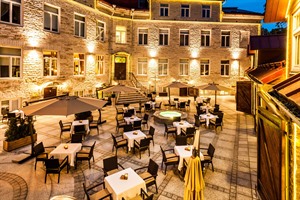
[250,35,286,50]
[247,61,285,84]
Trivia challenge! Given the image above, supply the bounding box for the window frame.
[74,13,85,38]
[96,21,105,42]
[179,58,189,76]
[0,47,21,79]
[43,50,58,77]
[221,31,230,47]
[180,29,189,46]
[138,28,148,45]
[160,4,169,17]
[73,53,85,76]
[116,25,127,44]
[181,4,190,18]
[43,3,60,33]
[137,57,148,75]
[200,59,210,76]
[201,30,210,47]
[202,5,211,18]
[292,10,300,71]
[0,0,22,25]
[96,55,104,75]
[220,60,230,76]
[158,58,168,76]
[159,29,169,46]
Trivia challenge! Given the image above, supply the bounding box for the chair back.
[145,103,151,110]
[179,102,186,108]
[185,127,196,136]
[128,109,135,116]
[124,112,132,117]
[111,134,117,145]
[83,183,91,200]
[33,142,45,156]
[143,114,149,121]
[71,134,82,143]
[160,146,167,162]
[194,114,200,127]
[175,135,187,146]
[186,99,191,106]
[59,120,63,128]
[124,124,133,132]
[149,126,155,136]
[208,143,215,158]
[89,141,96,158]
[140,138,150,148]
[216,117,223,125]
[148,159,159,176]
[45,158,60,169]
[174,98,179,101]
[7,112,16,118]
[103,156,118,172]
[74,125,85,133]
[133,120,142,129]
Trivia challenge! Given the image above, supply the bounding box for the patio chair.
[146,126,155,146]
[59,120,72,138]
[133,120,142,130]
[89,117,100,135]
[144,103,152,112]
[141,114,149,129]
[133,138,151,159]
[128,108,135,116]
[164,123,176,139]
[135,159,159,193]
[33,142,56,170]
[75,141,96,169]
[181,127,196,141]
[124,112,132,117]
[200,143,215,172]
[111,133,128,155]
[102,155,124,176]
[123,124,133,132]
[116,106,124,115]
[69,133,83,143]
[160,146,179,174]
[83,182,112,200]
[45,156,69,183]
[179,102,186,111]
[74,124,87,139]
[175,135,187,146]
[121,188,153,200]
[116,116,126,133]
[209,117,223,131]
[155,102,162,110]
[168,100,176,109]
[185,99,191,110]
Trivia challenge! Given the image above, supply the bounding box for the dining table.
[70,120,90,134]
[123,130,147,151]
[49,143,82,167]
[124,116,141,125]
[199,113,218,127]
[104,167,147,200]
[174,145,204,171]
[173,121,193,135]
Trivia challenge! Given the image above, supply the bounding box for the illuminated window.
[159,29,169,46]
[221,31,230,47]
[180,30,189,46]
[96,21,105,42]
[293,11,300,71]
[0,47,21,78]
[96,55,104,75]
[74,13,85,37]
[44,4,59,32]
[220,60,230,76]
[138,28,148,45]
[202,5,211,18]
[116,26,126,44]
[180,59,189,76]
[181,5,190,17]
[200,59,209,76]
[201,30,210,46]
[137,58,147,75]
[160,4,169,17]
[73,53,85,75]
[0,0,21,25]
[158,59,168,75]
[43,51,58,76]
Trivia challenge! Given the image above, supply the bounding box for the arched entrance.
[112,52,130,81]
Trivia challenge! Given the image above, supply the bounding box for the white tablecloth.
[200,114,218,127]
[49,143,82,167]
[70,120,89,134]
[124,116,141,125]
[173,121,193,135]
[200,105,212,114]
[123,107,136,115]
[145,102,155,110]
[104,168,147,200]
[123,130,146,151]
[174,145,204,170]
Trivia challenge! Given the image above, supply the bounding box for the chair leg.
[35,161,37,170]
[211,162,214,172]
[155,182,158,193]
[45,173,47,183]
[88,160,91,169]
[58,173,60,183]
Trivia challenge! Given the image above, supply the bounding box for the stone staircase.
[116,91,149,105]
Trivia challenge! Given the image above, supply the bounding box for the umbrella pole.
[215,90,217,105]
[168,87,171,103]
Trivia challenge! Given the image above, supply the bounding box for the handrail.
[128,72,148,95]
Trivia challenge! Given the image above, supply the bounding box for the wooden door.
[257,107,285,200]
[236,81,252,114]
[114,56,126,80]
[44,87,57,98]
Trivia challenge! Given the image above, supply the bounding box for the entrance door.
[44,87,57,98]
[236,81,252,114]
[114,56,126,80]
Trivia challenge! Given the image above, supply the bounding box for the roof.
[264,0,289,22]
[250,35,286,50]
[100,0,148,9]
[223,7,263,15]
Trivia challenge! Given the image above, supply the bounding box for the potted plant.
[3,118,37,152]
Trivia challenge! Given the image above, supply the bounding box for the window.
[158,59,168,75]
[74,14,85,37]
[220,60,230,76]
[221,31,230,47]
[43,51,58,76]
[293,11,300,71]
[160,4,169,16]
[0,0,21,25]
[159,29,169,46]
[201,30,210,46]
[96,21,105,42]
[180,30,189,46]
[200,59,209,76]
[0,47,21,78]
[96,55,104,75]
[116,26,126,44]
[180,59,189,76]
[138,28,148,45]
[181,5,190,17]
[73,53,85,75]
[202,5,211,18]
[137,58,147,75]
[44,4,59,32]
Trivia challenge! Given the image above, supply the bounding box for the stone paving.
[0,96,258,200]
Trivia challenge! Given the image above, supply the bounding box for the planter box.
[3,134,37,152]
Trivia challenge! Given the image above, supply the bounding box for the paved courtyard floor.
[0,96,258,200]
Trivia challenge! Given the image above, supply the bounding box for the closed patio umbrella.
[165,81,190,102]
[196,82,232,105]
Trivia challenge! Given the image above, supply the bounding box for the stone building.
[0,0,263,111]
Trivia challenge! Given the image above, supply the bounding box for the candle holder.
[64,145,68,149]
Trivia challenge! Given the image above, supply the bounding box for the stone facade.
[0,0,262,110]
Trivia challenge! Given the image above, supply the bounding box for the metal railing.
[128,72,148,95]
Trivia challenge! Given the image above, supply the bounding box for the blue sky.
[223,0,277,30]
